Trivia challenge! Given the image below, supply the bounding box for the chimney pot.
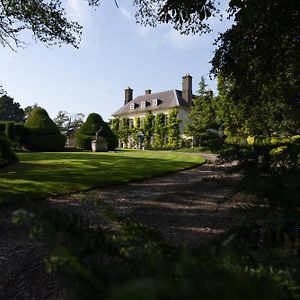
[145,89,151,95]
[182,74,192,105]
[124,87,133,105]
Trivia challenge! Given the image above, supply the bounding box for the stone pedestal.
[91,137,108,152]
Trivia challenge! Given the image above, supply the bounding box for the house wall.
[113,106,191,148]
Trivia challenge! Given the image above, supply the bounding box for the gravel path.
[0,154,243,299]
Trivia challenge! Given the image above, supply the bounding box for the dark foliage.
[75,113,117,151]
[24,108,66,151]
[0,133,18,167]
[212,0,300,136]
[0,94,24,122]
[18,199,296,300]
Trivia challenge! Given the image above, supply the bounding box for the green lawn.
[0,150,205,203]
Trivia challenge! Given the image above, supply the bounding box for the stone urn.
[91,137,108,152]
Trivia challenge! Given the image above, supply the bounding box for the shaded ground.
[0,154,244,299]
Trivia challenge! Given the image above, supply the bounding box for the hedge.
[24,108,66,151]
[75,113,117,151]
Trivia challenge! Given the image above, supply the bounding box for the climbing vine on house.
[119,117,130,145]
[168,107,180,148]
[111,110,180,149]
[111,118,120,137]
[143,111,154,148]
[154,113,166,148]
[131,116,141,146]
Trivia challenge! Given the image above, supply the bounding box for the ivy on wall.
[111,118,120,137]
[111,109,180,149]
[120,117,130,144]
[131,116,141,146]
[143,111,154,148]
[167,107,180,148]
[154,113,166,148]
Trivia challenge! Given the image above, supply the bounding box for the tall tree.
[185,77,218,146]
[0,94,24,122]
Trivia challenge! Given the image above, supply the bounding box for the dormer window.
[152,99,158,107]
[130,102,136,110]
[141,101,146,109]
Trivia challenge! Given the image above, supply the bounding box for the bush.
[0,122,5,133]
[0,133,18,167]
[24,108,66,151]
[75,113,117,151]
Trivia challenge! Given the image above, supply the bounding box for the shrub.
[75,113,117,151]
[0,122,5,133]
[0,133,18,167]
[24,108,66,151]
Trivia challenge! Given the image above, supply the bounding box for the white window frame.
[130,102,136,110]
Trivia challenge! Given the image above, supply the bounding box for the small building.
[112,74,193,148]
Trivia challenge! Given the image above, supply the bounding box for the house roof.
[112,89,191,117]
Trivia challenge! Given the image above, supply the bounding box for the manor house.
[112,74,193,148]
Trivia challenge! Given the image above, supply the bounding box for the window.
[141,101,146,109]
[152,99,158,107]
[129,119,134,129]
[130,103,136,110]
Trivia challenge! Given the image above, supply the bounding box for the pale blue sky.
[1,0,232,121]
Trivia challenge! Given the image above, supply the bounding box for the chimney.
[124,87,133,105]
[182,74,192,104]
[145,89,151,95]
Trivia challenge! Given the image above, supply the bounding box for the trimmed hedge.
[75,113,117,151]
[24,108,66,151]
[0,133,18,167]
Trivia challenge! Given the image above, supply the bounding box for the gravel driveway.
[0,154,243,299]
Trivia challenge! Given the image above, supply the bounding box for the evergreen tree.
[24,108,66,151]
[185,77,218,146]
[75,113,117,150]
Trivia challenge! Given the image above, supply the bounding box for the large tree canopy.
[0,0,98,49]
[211,0,300,136]
[0,0,228,49]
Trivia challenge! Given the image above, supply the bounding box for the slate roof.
[112,89,191,116]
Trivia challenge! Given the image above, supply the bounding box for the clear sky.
[1,0,232,121]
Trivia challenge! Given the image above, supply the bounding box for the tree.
[24,107,66,151]
[53,111,71,134]
[75,113,117,150]
[0,0,220,49]
[134,0,219,35]
[0,94,24,122]
[211,0,300,136]
[24,103,41,120]
[1,0,83,49]
[68,113,85,132]
[0,85,5,95]
[185,77,218,146]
